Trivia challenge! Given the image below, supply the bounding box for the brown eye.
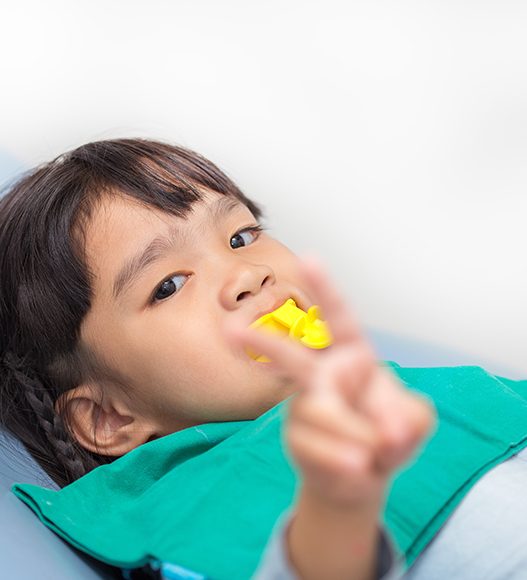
[153,274,188,302]
[230,226,263,249]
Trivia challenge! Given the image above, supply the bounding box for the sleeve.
[404,449,527,580]
[252,513,404,580]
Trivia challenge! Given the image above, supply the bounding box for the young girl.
[0,139,433,579]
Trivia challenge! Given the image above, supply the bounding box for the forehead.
[87,194,182,242]
[85,190,249,244]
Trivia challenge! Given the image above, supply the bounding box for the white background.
[0,0,525,376]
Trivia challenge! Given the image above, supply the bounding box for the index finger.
[223,316,318,392]
[298,255,362,345]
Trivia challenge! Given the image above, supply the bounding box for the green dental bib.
[12,365,527,579]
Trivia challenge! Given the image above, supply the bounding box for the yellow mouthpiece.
[249,298,332,362]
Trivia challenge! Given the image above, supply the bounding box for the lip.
[252,293,308,324]
[252,297,289,324]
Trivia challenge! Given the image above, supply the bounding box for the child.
[0,139,433,579]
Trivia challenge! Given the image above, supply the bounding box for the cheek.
[268,242,301,278]
[129,312,237,388]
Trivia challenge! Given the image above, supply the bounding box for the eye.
[152,273,189,302]
[230,225,264,249]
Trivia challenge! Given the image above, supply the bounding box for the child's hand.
[226,257,435,579]
[226,256,435,508]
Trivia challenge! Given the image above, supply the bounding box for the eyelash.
[150,224,266,304]
[229,224,265,249]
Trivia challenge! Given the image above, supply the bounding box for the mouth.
[245,291,329,363]
[253,298,288,323]
[252,294,308,325]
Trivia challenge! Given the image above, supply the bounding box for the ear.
[55,384,157,457]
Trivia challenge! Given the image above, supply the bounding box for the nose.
[219,260,276,311]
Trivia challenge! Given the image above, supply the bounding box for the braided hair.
[0,138,262,488]
[1,352,103,483]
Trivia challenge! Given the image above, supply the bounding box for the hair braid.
[3,352,95,484]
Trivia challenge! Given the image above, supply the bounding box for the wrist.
[298,484,383,530]
[300,478,386,516]
[286,485,383,580]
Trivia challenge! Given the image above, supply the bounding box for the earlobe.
[55,385,157,457]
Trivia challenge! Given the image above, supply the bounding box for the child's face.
[79,191,313,438]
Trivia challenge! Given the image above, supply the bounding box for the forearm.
[287,486,382,580]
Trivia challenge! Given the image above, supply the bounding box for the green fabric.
[382,366,527,565]
[12,365,527,579]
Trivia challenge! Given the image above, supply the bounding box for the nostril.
[236,275,273,302]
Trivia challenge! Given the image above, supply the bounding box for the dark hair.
[0,138,262,488]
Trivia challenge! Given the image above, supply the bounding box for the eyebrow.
[112,196,244,301]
